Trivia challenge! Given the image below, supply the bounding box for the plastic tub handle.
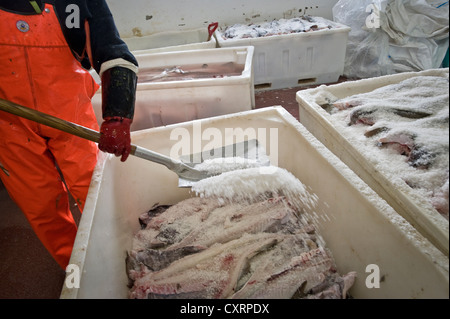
[208,22,218,40]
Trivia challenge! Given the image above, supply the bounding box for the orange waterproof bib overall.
[0,4,99,269]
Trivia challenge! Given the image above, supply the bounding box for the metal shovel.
[0,98,269,187]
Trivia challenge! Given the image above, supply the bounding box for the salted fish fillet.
[233,233,318,291]
[231,235,336,299]
[128,194,357,299]
[131,197,222,251]
[306,271,357,299]
[129,233,280,299]
[166,197,298,251]
[132,245,206,271]
[129,197,301,274]
[145,197,222,231]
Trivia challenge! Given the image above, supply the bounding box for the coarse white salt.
[327,75,449,217]
[194,157,265,175]
[191,166,318,212]
[220,16,336,40]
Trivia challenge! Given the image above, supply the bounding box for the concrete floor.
[0,83,334,299]
[0,180,79,299]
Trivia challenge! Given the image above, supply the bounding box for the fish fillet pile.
[322,75,449,217]
[127,168,356,299]
[219,16,336,40]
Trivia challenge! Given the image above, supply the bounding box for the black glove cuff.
[101,66,137,120]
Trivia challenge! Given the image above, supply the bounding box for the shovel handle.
[0,98,175,165]
[0,98,101,143]
[0,97,138,151]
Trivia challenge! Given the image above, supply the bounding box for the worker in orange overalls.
[0,0,138,269]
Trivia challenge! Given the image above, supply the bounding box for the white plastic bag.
[333,0,449,78]
[383,0,449,41]
[333,0,392,78]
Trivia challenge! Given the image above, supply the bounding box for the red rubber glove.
[98,116,132,162]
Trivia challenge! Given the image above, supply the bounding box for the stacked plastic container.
[91,45,255,131]
[214,17,351,90]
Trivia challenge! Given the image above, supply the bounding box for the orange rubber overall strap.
[84,19,94,68]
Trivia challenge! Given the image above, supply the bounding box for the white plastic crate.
[296,68,449,256]
[61,107,448,299]
[92,46,255,131]
[123,27,217,55]
[214,17,350,90]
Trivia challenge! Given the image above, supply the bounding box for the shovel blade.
[178,139,270,187]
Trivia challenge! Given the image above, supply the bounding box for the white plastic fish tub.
[60,106,448,299]
[214,19,350,90]
[91,46,255,131]
[296,68,449,257]
[123,27,217,55]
